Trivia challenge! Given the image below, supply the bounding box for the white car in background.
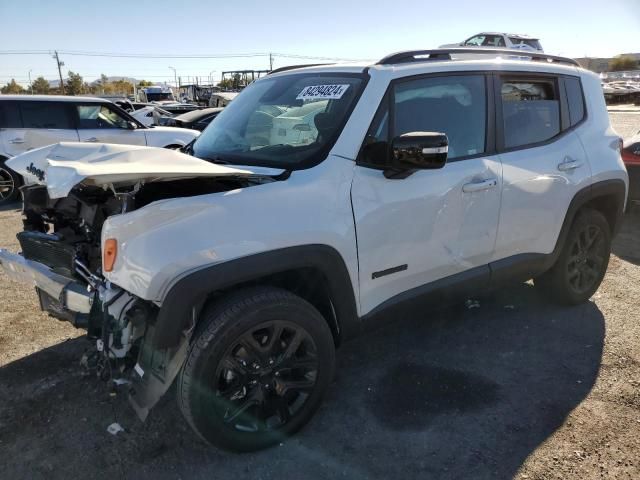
[0,95,200,204]
[130,105,175,127]
[440,32,544,52]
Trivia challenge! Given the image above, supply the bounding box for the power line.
[0,49,370,62]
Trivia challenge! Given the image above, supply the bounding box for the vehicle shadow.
[612,210,640,265]
[0,283,605,480]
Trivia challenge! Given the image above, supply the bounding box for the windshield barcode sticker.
[296,84,350,100]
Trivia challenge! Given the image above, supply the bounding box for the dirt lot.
[1,114,639,479]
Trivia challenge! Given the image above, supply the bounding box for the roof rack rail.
[377,48,579,67]
[268,63,332,75]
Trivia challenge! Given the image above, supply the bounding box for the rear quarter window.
[564,77,586,127]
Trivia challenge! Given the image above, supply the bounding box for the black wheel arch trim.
[554,178,626,251]
[150,244,360,349]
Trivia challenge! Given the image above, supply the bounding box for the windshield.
[192,73,365,168]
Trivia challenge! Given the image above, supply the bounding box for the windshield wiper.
[203,155,231,165]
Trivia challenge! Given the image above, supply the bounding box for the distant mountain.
[88,76,140,86]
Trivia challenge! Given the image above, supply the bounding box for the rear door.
[1,101,79,155]
[492,73,591,263]
[74,103,147,145]
[20,101,79,151]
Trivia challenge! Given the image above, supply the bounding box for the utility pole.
[53,51,65,94]
[168,66,177,89]
[269,53,274,71]
[28,69,33,95]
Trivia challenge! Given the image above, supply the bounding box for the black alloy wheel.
[565,223,607,296]
[535,208,611,305]
[178,287,335,452]
[214,320,319,432]
[0,161,19,204]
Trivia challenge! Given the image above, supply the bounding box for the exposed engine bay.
[17,175,269,383]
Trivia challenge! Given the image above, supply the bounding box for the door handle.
[9,138,24,144]
[84,137,99,143]
[462,178,498,193]
[557,158,582,171]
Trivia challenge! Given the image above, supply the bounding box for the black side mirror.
[390,132,448,171]
[127,121,138,130]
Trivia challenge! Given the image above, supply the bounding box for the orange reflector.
[103,239,117,272]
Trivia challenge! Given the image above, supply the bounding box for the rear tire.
[177,287,335,452]
[535,208,611,305]
[0,158,20,205]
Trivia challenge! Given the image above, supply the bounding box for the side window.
[0,102,23,128]
[393,75,487,160]
[483,35,506,47]
[77,105,129,129]
[564,77,585,127]
[501,78,560,149]
[20,102,73,129]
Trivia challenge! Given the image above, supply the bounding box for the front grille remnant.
[17,231,76,277]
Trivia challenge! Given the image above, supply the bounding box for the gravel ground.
[0,114,638,479]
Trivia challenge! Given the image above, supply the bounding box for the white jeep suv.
[0,95,200,204]
[0,49,627,451]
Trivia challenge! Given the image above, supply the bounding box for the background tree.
[1,79,24,94]
[66,70,84,95]
[218,74,243,90]
[31,76,50,94]
[610,56,639,72]
[137,80,154,87]
[111,79,134,95]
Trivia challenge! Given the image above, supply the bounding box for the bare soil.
[0,115,639,479]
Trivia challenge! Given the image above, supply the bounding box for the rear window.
[508,37,542,50]
[20,102,73,129]
[0,102,22,128]
[564,77,586,127]
[501,79,560,149]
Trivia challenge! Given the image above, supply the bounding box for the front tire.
[177,287,335,452]
[0,158,21,205]
[535,208,611,305]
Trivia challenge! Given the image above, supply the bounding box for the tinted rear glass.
[564,77,586,127]
[0,101,23,128]
[20,102,73,129]
[502,79,560,149]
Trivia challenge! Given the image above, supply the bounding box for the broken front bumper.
[0,248,93,324]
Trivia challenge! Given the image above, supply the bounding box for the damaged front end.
[0,142,282,420]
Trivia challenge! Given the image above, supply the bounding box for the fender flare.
[553,179,626,256]
[150,244,360,349]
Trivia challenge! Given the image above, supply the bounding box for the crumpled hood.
[7,142,259,199]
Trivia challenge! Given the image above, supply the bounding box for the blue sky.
[1,0,638,86]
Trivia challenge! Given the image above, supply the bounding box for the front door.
[75,103,146,146]
[351,73,503,315]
